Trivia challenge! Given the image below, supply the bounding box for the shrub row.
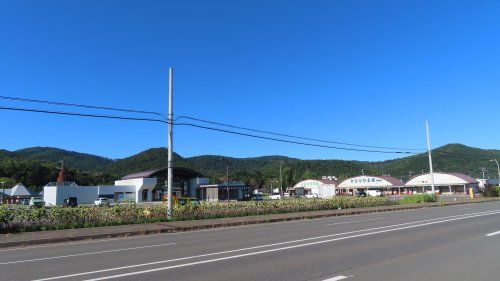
[399,194,438,204]
[0,197,393,233]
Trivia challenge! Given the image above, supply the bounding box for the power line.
[0,95,426,152]
[175,115,426,151]
[0,105,419,154]
[0,95,167,119]
[175,122,417,154]
[0,106,167,124]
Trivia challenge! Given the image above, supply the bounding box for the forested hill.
[0,144,499,191]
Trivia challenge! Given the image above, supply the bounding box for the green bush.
[482,186,500,197]
[399,194,438,204]
[0,197,395,233]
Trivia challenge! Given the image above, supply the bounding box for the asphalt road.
[2,202,500,281]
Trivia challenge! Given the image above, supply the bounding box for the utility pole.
[279,161,283,196]
[490,159,500,187]
[481,167,487,181]
[226,162,229,202]
[167,67,174,220]
[425,121,435,193]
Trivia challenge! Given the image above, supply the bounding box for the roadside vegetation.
[399,194,439,204]
[0,197,393,233]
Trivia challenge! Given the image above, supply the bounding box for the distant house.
[405,172,479,194]
[198,181,251,201]
[1,183,36,204]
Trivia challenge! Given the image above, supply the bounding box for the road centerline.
[0,243,177,266]
[31,209,500,281]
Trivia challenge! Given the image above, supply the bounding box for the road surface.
[2,201,500,281]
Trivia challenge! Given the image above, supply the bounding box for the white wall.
[317,184,336,198]
[44,185,98,206]
[189,177,209,198]
[43,177,158,205]
[406,173,468,186]
[115,178,156,203]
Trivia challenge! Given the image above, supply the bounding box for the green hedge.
[399,194,438,204]
[0,197,393,233]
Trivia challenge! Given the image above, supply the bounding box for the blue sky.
[0,0,498,161]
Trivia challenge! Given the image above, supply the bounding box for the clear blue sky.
[0,0,498,161]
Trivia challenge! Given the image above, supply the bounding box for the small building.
[405,172,479,194]
[292,178,337,198]
[1,183,36,204]
[43,179,156,205]
[198,181,251,201]
[337,175,405,195]
[43,167,209,205]
[477,178,500,190]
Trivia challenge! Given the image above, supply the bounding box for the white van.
[366,190,383,197]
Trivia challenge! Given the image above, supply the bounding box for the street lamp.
[490,159,500,187]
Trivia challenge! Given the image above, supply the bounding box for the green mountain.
[105,148,184,175]
[0,143,498,190]
[14,147,113,171]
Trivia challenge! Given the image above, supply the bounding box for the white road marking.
[486,230,500,237]
[326,218,384,226]
[81,210,500,281]
[32,209,500,281]
[0,202,483,252]
[0,243,176,265]
[0,233,165,252]
[323,275,353,281]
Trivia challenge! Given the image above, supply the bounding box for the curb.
[1,198,498,249]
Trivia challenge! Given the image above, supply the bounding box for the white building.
[43,167,209,205]
[337,175,405,195]
[405,172,478,194]
[292,178,337,198]
[43,178,156,206]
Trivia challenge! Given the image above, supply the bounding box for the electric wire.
[175,122,417,155]
[0,95,167,119]
[0,106,168,124]
[0,95,427,152]
[175,115,426,151]
[0,105,415,154]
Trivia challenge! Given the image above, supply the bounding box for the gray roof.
[1,183,36,197]
[122,167,203,180]
[9,183,36,197]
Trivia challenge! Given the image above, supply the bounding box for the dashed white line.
[326,218,384,226]
[323,275,353,281]
[32,209,500,281]
[486,230,500,237]
[0,243,176,265]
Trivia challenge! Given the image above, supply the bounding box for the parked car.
[94,198,110,206]
[252,194,264,201]
[63,197,78,207]
[177,197,200,206]
[18,198,30,205]
[269,194,282,200]
[356,191,367,197]
[366,190,383,197]
[305,193,319,199]
[29,197,45,208]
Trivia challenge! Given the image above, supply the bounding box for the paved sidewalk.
[1,198,497,248]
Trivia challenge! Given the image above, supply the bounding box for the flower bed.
[0,197,393,233]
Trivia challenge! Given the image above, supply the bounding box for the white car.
[269,194,282,200]
[94,198,110,206]
[366,190,383,197]
[305,193,319,199]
